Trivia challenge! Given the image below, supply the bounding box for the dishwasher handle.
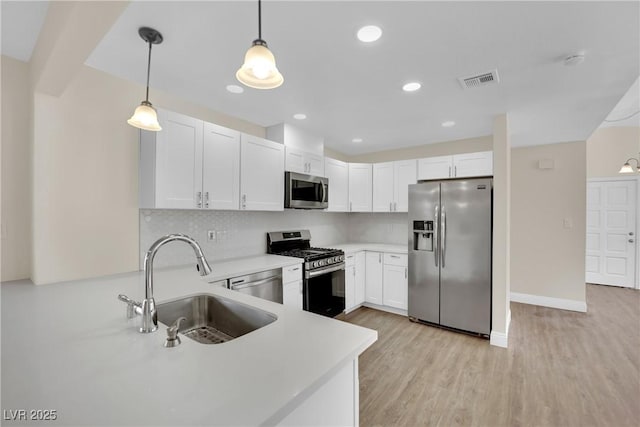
[230,276,279,291]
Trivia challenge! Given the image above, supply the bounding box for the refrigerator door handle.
[434,205,439,267]
[441,207,446,268]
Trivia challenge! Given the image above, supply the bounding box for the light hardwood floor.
[343,284,640,427]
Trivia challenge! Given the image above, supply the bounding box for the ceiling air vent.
[458,69,500,89]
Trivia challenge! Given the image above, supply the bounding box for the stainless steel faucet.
[119,234,212,333]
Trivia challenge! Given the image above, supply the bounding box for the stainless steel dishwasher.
[228,268,283,303]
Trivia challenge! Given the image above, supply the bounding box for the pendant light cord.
[145,41,152,102]
[258,0,262,40]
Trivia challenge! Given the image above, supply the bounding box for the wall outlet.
[207,230,216,241]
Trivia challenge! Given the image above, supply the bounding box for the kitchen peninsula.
[1,260,377,426]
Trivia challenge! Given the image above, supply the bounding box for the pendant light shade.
[236,0,284,89]
[128,27,163,131]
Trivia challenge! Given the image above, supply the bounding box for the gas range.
[267,230,346,318]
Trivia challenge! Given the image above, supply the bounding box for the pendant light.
[127,27,163,131]
[619,154,640,173]
[236,0,284,89]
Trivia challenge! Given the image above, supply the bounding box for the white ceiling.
[599,77,640,128]
[3,1,639,155]
[0,0,48,62]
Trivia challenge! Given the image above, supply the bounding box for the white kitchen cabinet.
[140,109,203,209]
[325,157,349,212]
[240,134,285,211]
[344,251,366,312]
[140,109,240,210]
[348,163,373,212]
[365,251,383,305]
[373,160,417,212]
[417,151,493,180]
[285,147,325,176]
[203,122,240,210]
[383,264,408,310]
[282,264,303,310]
[453,151,493,178]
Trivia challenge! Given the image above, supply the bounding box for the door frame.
[587,176,640,289]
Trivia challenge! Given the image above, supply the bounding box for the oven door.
[285,172,328,209]
[304,263,345,317]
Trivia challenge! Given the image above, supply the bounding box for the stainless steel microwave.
[285,172,328,209]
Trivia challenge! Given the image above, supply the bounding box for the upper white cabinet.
[417,151,492,181]
[325,157,349,212]
[373,160,417,212]
[140,109,239,210]
[285,147,324,176]
[348,163,373,212]
[240,134,285,211]
[453,151,493,178]
[203,123,240,210]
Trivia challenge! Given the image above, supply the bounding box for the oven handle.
[305,262,345,279]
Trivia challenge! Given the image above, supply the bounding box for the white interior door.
[586,179,637,288]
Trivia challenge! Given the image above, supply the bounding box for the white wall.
[511,141,587,304]
[139,209,349,268]
[587,127,640,178]
[1,56,32,281]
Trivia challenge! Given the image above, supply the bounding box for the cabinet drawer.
[283,264,303,283]
[345,253,358,267]
[384,253,407,267]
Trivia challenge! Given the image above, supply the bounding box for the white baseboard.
[490,330,508,348]
[510,292,587,312]
[362,302,408,317]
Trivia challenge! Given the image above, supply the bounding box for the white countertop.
[202,254,302,282]
[1,258,376,426]
[332,243,407,254]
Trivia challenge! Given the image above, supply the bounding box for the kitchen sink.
[157,294,277,344]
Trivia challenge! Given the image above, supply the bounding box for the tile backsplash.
[139,209,349,268]
[347,213,408,245]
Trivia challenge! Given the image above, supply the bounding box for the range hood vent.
[458,69,500,89]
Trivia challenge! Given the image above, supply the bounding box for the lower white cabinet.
[345,252,366,312]
[282,264,303,310]
[382,265,408,310]
[365,252,383,305]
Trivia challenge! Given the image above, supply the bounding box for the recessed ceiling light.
[563,53,586,66]
[226,84,244,94]
[352,138,363,143]
[441,121,456,128]
[402,82,421,92]
[357,25,382,43]
[293,113,307,120]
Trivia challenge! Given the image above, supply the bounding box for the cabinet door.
[365,252,383,304]
[240,135,284,211]
[325,157,349,212]
[155,110,203,209]
[283,280,303,310]
[453,151,493,178]
[348,163,373,212]
[417,155,453,181]
[345,265,356,311]
[285,147,306,174]
[355,252,366,306]
[383,264,408,310]
[202,122,240,210]
[372,162,395,212]
[393,160,417,212]
[306,153,325,177]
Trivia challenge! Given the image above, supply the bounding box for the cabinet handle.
[448,166,451,178]
[346,255,354,259]
[241,194,247,209]
[291,266,300,271]
[196,191,202,208]
[454,165,457,176]
[390,255,400,258]
[379,253,381,263]
[405,267,407,279]
[204,191,210,208]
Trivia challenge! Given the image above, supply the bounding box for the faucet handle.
[165,317,187,348]
[118,294,142,319]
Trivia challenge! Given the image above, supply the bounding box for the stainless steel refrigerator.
[408,178,492,336]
